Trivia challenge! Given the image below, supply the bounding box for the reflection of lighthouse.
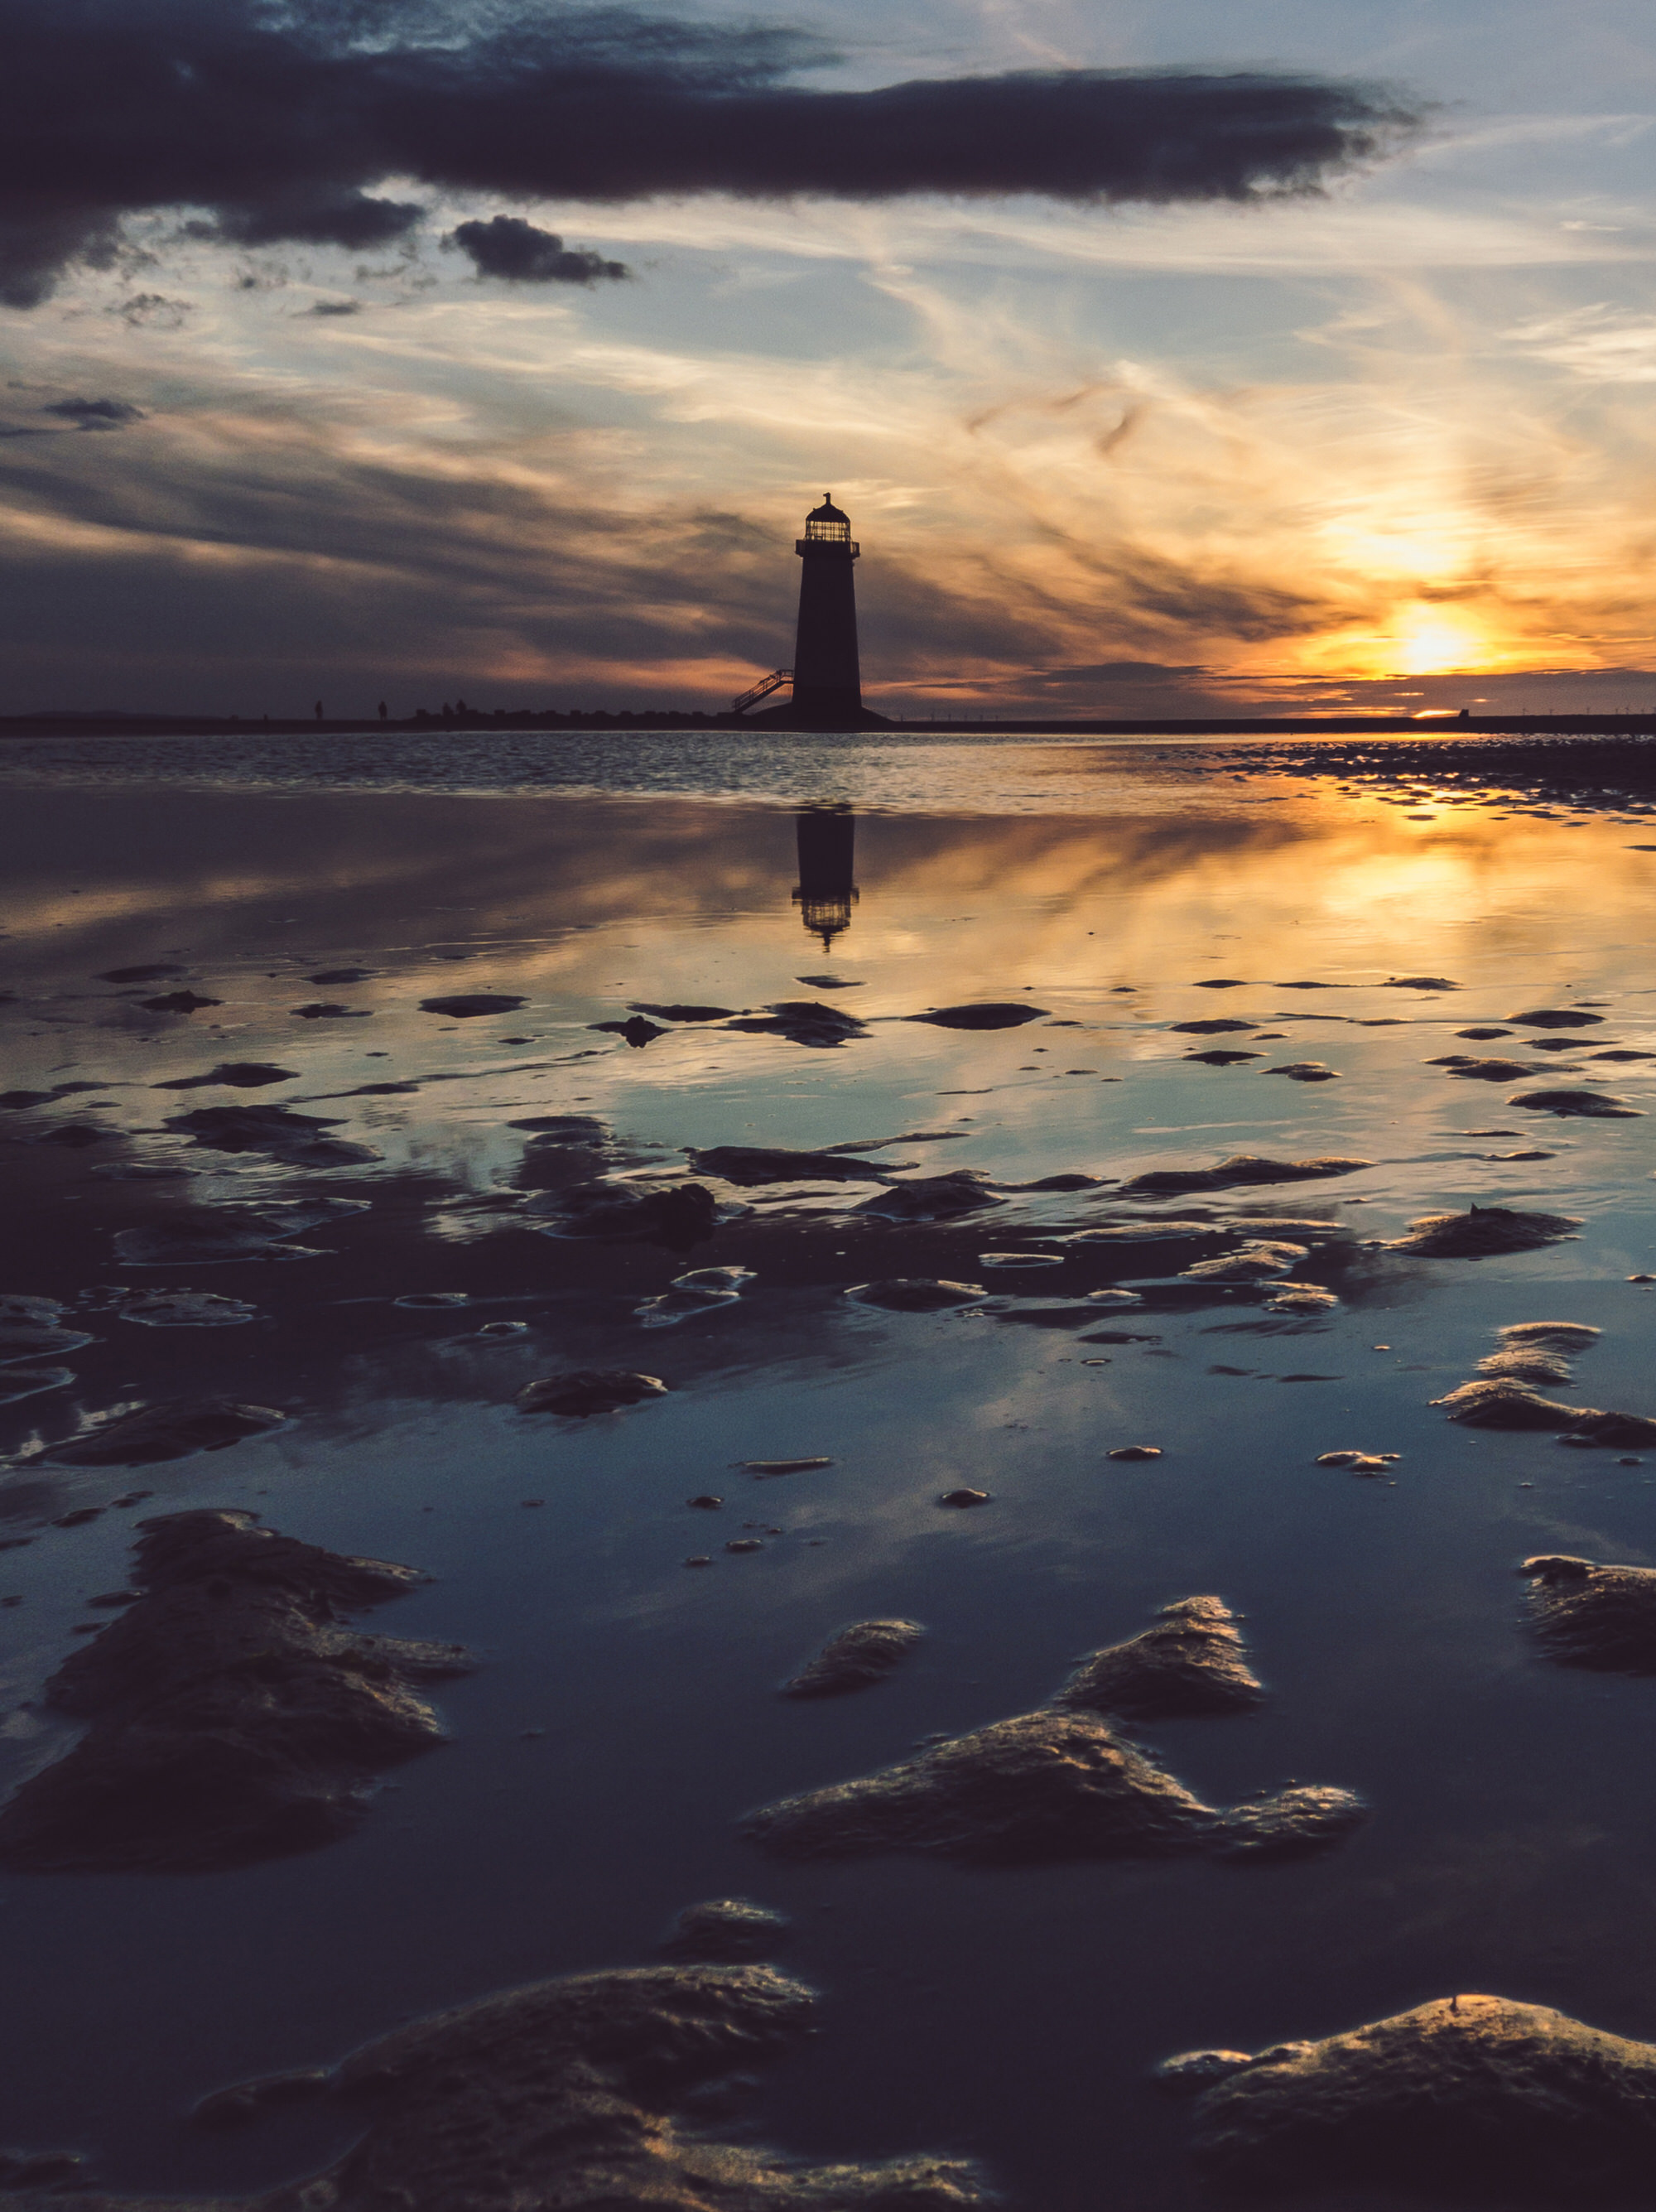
[792,806,858,949]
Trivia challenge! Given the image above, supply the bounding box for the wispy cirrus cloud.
[1507,303,1656,381]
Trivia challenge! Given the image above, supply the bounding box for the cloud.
[40,396,145,428]
[308,297,363,316]
[0,0,1421,307]
[199,194,424,252]
[0,375,1649,718]
[448,215,631,285]
[1037,660,1210,683]
[106,292,193,327]
[1508,304,1656,383]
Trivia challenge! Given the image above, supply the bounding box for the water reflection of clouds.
[8,764,1656,2212]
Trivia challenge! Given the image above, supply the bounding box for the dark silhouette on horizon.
[736,494,887,727]
[793,804,858,948]
[791,495,862,728]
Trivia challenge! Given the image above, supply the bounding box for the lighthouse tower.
[790,495,862,727]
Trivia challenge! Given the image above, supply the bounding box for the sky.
[2,0,1656,720]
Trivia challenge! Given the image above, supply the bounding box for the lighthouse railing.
[732,667,793,715]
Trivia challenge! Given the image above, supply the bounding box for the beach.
[3,730,1656,2209]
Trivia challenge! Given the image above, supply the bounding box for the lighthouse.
[730,494,888,725]
[790,494,862,726]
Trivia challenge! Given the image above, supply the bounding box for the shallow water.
[4,733,1656,2208]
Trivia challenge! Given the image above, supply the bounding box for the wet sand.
[4,734,1656,2208]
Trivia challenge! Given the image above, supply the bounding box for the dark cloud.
[107,292,194,326]
[40,395,145,427]
[308,296,363,315]
[0,0,1421,306]
[0,408,806,706]
[448,215,630,285]
[1039,659,1209,683]
[1119,557,1332,643]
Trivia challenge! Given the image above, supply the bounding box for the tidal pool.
[3,732,1656,2210]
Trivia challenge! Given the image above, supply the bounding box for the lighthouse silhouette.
[733,493,888,725]
[791,494,862,727]
[738,495,884,725]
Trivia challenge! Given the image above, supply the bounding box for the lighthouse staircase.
[732,667,792,715]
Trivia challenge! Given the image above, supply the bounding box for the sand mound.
[853,1173,1003,1220]
[1509,1089,1642,1117]
[1500,1321,1601,1347]
[1054,1597,1264,1721]
[1428,1056,1535,1081]
[39,1398,284,1465]
[153,1063,296,1090]
[1430,1381,1656,1445]
[1430,1379,1583,1428]
[1477,1345,1575,1384]
[418,994,527,1016]
[1521,1555,1656,1673]
[724,1001,868,1047]
[1385,1205,1581,1257]
[782,1620,925,1698]
[690,1145,897,1184]
[118,1962,987,2211]
[528,1180,719,1247]
[1174,1993,1656,2197]
[1123,1155,1370,1197]
[592,1015,665,1046]
[1180,1241,1308,1281]
[661,1899,790,1961]
[746,1708,1361,1866]
[517,1371,667,1415]
[0,1511,469,1872]
[161,1104,378,1165]
[907,1003,1048,1029]
[846,1279,985,1311]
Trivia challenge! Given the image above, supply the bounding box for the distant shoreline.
[3,711,1656,740]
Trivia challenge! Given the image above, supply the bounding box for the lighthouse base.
[745,687,889,730]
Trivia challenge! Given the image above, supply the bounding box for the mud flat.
[8,740,1656,2212]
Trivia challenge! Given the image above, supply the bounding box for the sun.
[1389,605,1487,676]
[1279,601,1508,685]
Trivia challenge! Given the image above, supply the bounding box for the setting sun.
[1388,606,1490,675]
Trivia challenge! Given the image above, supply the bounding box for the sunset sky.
[2,0,1655,719]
